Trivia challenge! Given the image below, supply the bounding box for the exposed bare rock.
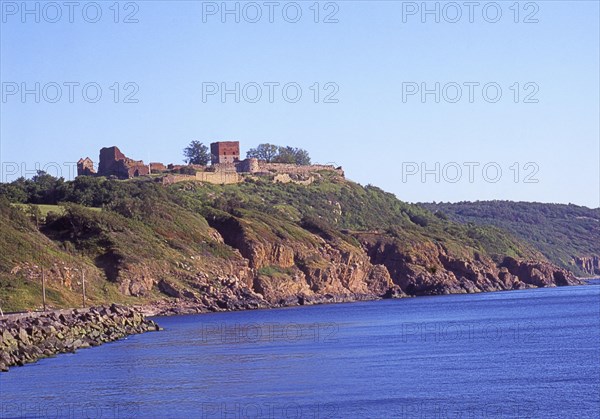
[205,212,396,305]
[573,255,600,276]
[356,233,580,296]
[132,216,579,315]
[500,257,579,287]
[0,305,160,372]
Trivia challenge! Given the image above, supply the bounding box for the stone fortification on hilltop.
[77,142,344,185]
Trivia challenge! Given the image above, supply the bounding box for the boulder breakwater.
[0,304,161,372]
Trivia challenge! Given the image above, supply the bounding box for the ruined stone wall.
[236,158,259,173]
[257,162,344,176]
[125,161,150,177]
[196,171,241,184]
[273,173,315,185]
[218,159,343,176]
[150,162,167,173]
[162,172,241,185]
[96,146,149,179]
[212,162,238,173]
[77,158,95,176]
[162,174,196,185]
[98,146,126,176]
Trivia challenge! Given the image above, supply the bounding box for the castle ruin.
[97,146,150,179]
[77,157,95,176]
[77,141,343,185]
[210,141,240,164]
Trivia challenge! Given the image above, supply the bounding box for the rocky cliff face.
[20,206,578,316]
[356,233,580,296]
[204,212,397,306]
[573,256,600,276]
[1,178,587,315]
[132,219,577,315]
[499,257,577,287]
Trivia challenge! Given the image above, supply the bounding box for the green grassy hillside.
[420,201,600,276]
[0,172,570,312]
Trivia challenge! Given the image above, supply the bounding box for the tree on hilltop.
[246,144,311,165]
[246,143,279,162]
[274,146,311,165]
[183,141,210,165]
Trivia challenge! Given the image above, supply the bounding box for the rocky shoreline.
[137,291,400,316]
[1,255,586,371]
[1,276,588,371]
[0,304,161,372]
[136,253,582,317]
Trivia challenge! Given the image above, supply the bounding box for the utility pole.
[82,270,86,308]
[41,268,47,311]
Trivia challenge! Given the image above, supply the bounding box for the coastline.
[135,278,590,317]
[135,292,391,317]
[0,277,600,372]
[0,304,161,372]
[3,280,596,372]
[3,280,598,418]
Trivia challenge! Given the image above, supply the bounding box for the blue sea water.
[1,284,599,419]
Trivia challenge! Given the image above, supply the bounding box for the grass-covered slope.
[420,201,600,276]
[182,175,540,262]
[0,173,579,312]
[0,201,131,311]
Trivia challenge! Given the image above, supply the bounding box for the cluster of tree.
[183,141,312,166]
[421,201,600,227]
[0,171,65,204]
[183,141,211,165]
[246,144,311,165]
[0,171,167,210]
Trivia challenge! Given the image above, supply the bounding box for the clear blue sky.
[1,1,598,207]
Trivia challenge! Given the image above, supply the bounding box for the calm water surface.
[1,284,599,418]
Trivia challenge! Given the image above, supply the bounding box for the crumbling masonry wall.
[256,162,344,176]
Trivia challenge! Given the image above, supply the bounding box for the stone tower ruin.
[210,141,240,165]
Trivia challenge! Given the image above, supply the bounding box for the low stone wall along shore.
[0,304,161,372]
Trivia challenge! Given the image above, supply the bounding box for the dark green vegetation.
[246,143,311,165]
[0,171,583,312]
[183,140,211,165]
[186,175,538,261]
[420,201,600,276]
